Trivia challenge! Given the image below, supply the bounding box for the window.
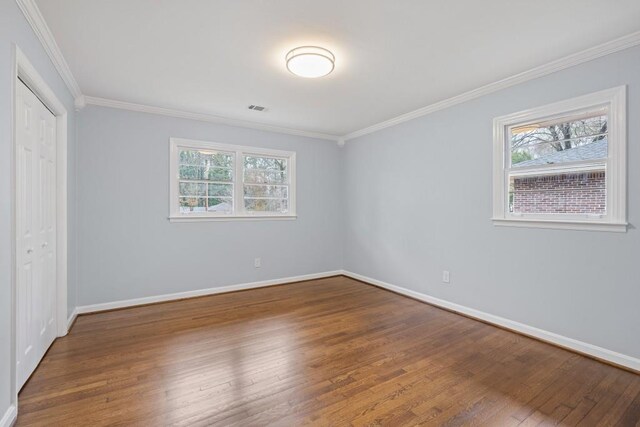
[492,87,626,232]
[169,138,296,221]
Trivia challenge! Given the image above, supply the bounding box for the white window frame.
[492,86,627,232]
[169,138,296,221]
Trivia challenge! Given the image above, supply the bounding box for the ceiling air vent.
[248,105,266,112]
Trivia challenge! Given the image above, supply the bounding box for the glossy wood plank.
[17,276,640,426]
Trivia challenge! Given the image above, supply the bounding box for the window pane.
[179,165,233,182]
[243,155,290,213]
[179,182,206,197]
[244,169,287,184]
[244,156,287,171]
[244,198,288,213]
[205,198,233,213]
[179,149,233,168]
[179,149,233,182]
[244,155,288,184]
[208,183,233,197]
[179,197,233,214]
[509,171,606,215]
[511,113,607,167]
[244,184,288,198]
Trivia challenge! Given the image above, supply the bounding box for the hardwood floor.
[17,276,640,426]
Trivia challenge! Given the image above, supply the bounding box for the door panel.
[16,79,57,390]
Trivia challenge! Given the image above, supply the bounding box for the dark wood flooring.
[17,276,640,426]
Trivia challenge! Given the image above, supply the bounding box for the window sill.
[492,218,627,233]
[169,215,297,223]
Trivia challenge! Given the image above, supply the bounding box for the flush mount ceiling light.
[286,46,335,78]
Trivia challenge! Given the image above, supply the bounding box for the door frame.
[10,45,68,405]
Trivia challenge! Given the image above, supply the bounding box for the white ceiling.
[36,0,640,137]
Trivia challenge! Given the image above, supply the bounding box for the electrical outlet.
[442,270,450,284]
[254,257,261,268]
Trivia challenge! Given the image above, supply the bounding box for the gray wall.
[0,0,78,418]
[344,45,640,360]
[75,106,343,305]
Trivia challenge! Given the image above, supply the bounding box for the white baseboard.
[0,405,17,427]
[342,270,640,373]
[76,271,343,314]
[66,308,78,333]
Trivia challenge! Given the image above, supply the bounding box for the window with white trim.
[492,87,627,232]
[169,138,296,221]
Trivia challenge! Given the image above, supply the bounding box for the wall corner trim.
[66,308,78,334]
[75,271,343,314]
[74,95,86,111]
[342,31,640,141]
[0,405,17,427]
[341,270,640,373]
[15,0,83,99]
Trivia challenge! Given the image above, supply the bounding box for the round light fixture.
[286,46,335,78]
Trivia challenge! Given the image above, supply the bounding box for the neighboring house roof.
[179,202,232,213]
[515,139,607,167]
[208,202,232,212]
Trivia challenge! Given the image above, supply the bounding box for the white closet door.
[16,79,57,390]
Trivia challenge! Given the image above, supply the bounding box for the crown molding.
[343,31,640,142]
[84,96,341,142]
[15,0,640,144]
[74,94,86,111]
[16,0,337,141]
[15,0,83,99]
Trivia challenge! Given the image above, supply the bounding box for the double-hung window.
[492,87,626,232]
[169,138,296,221]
